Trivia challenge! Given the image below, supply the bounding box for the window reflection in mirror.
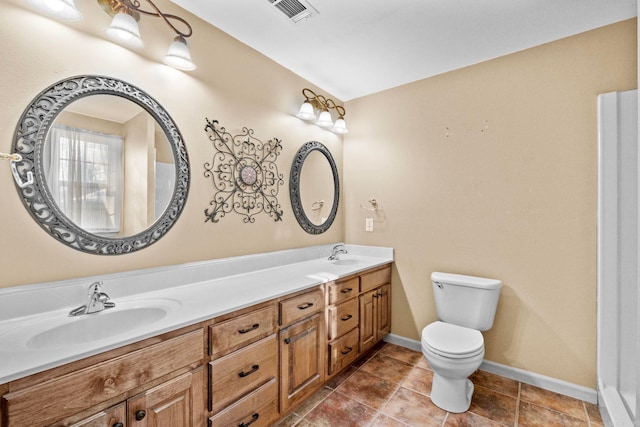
[299,150,335,226]
[43,95,175,238]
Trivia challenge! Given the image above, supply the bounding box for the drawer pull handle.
[340,287,353,293]
[341,314,353,321]
[112,423,124,427]
[341,347,353,355]
[239,364,260,377]
[298,302,314,310]
[135,410,146,421]
[238,323,260,334]
[239,413,259,427]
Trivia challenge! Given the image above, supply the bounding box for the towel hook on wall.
[1,152,34,188]
[360,198,378,211]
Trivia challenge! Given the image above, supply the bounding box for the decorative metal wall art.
[204,119,284,223]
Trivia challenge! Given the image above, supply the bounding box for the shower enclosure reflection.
[597,89,638,426]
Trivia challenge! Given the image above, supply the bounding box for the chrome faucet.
[69,282,115,316]
[328,244,348,261]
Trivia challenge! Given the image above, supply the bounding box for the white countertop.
[0,243,393,384]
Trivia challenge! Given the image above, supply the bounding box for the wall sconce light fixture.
[26,0,196,71]
[296,88,348,134]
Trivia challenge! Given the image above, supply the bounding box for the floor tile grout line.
[514,381,521,427]
[294,387,336,421]
[440,412,449,427]
[583,401,592,427]
[374,385,413,427]
[293,344,600,427]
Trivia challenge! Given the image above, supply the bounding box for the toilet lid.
[422,321,484,357]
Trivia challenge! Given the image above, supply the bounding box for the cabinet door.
[279,313,325,412]
[68,403,127,427]
[128,371,202,427]
[375,284,391,339]
[359,289,376,353]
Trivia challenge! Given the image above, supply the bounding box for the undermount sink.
[26,299,180,349]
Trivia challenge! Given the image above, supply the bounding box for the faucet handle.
[88,281,103,295]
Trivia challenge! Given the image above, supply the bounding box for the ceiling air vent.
[267,0,318,23]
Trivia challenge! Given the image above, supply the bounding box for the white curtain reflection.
[44,125,123,236]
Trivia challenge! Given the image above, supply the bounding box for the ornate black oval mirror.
[11,75,190,254]
[290,141,339,234]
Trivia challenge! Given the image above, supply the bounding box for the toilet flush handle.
[434,281,444,289]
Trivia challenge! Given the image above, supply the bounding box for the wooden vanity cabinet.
[1,328,206,427]
[359,266,392,354]
[207,303,279,427]
[278,287,325,413]
[359,284,391,353]
[0,263,392,427]
[127,369,206,427]
[325,264,392,378]
[326,277,360,376]
[67,403,126,427]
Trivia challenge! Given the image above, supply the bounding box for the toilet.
[421,272,502,413]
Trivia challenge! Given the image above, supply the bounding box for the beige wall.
[0,0,344,288]
[344,19,637,388]
[0,0,636,390]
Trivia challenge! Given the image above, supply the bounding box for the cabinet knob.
[112,423,124,427]
[135,410,146,421]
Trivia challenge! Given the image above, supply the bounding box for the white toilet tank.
[431,272,502,331]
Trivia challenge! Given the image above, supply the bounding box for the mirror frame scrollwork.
[289,141,339,234]
[11,75,190,255]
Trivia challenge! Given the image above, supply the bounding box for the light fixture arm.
[100,0,193,38]
[301,88,345,118]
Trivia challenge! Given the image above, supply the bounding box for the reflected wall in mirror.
[11,76,190,255]
[290,141,339,234]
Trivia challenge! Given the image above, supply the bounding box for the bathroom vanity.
[0,244,392,426]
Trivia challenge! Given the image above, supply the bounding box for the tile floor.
[275,342,604,427]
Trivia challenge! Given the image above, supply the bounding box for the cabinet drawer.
[210,334,277,414]
[280,287,324,326]
[327,277,359,305]
[68,402,126,427]
[360,265,391,293]
[209,378,279,427]
[3,329,204,427]
[209,305,278,359]
[328,327,360,375]
[327,297,359,340]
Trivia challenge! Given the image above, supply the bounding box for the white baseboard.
[383,333,598,404]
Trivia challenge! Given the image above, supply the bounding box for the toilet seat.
[422,321,484,359]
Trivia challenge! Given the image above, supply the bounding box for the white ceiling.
[172,0,637,101]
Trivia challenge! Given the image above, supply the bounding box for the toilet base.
[430,372,474,413]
